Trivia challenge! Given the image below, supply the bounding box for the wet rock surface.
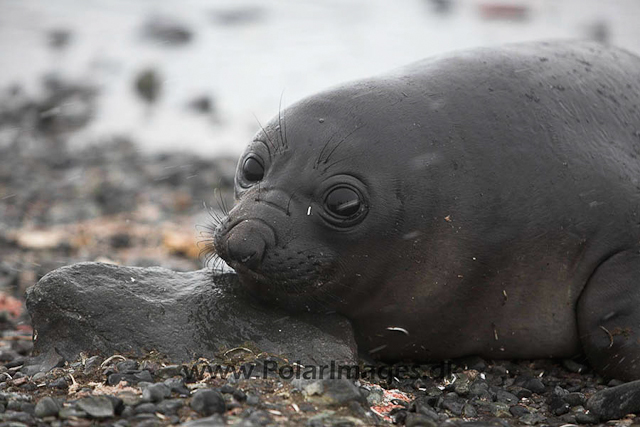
[586,379,640,421]
[26,262,357,366]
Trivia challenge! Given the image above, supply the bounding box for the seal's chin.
[227,261,345,312]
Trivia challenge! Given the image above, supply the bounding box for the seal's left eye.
[325,187,361,218]
[243,157,264,182]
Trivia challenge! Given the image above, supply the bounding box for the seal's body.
[214,41,640,380]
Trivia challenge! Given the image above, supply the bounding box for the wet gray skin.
[214,41,640,381]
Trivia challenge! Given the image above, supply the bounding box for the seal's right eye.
[242,157,264,183]
[325,187,361,218]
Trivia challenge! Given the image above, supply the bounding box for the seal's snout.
[220,219,276,272]
[226,231,266,270]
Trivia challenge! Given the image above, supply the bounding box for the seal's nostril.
[227,233,266,271]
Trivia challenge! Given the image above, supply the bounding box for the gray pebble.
[34,396,60,418]
[142,383,171,403]
[76,395,115,418]
[190,389,226,416]
[157,399,183,415]
[48,377,68,389]
[522,378,545,394]
[496,389,519,404]
[134,402,158,414]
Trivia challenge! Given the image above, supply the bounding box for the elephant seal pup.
[213,41,640,381]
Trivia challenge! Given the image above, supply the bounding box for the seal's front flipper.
[578,248,640,381]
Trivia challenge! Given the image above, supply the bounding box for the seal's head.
[212,84,434,313]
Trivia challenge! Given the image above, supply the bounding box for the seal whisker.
[278,91,288,150]
[321,155,360,174]
[322,124,364,165]
[214,188,230,216]
[201,201,224,227]
[253,115,278,154]
[315,129,341,169]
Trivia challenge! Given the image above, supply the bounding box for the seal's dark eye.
[325,187,361,218]
[242,157,264,182]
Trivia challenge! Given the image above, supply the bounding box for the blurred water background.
[2,0,639,158]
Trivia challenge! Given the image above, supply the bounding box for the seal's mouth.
[214,231,345,310]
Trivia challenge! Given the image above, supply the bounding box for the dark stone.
[107,373,137,386]
[2,410,35,424]
[413,401,438,420]
[116,360,139,373]
[20,348,65,376]
[190,389,226,416]
[462,403,477,418]
[564,392,586,407]
[559,413,577,424]
[134,403,158,414]
[522,378,545,395]
[48,377,68,389]
[164,377,189,396]
[26,263,357,366]
[552,385,569,397]
[181,414,225,426]
[156,399,183,415]
[104,395,124,416]
[75,396,115,418]
[20,403,35,415]
[246,410,274,425]
[441,398,464,416]
[34,397,59,418]
[469,380,492,401]
[405,412,437,427]
[0,350,18,363]
[575,412,600,424]
[120,406,134,418]
[508,386,532,399]
[59,407,87,419]
[156,365,182,379]
[134,419,161,427]
[509,405,529,417]
[232,388,246,402]
[487,402,511,418]
[586,379,640,421]
[142,383,171,403]
[457,356,487,371]
[548,395,566,413]
[307,379,365,406]
[562,359,587,373]
[6,401,21,411]
[519,413,546,425]
[4,358,26,369]
[490,365,508,376]
[83,355,102,373]
[495,390,518,404]
[219,384,235,394]
[553,403,571,416]
[134,370,154,383]
[19,383,36,392]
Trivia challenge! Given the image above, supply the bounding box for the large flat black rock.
[25,262,357,366]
